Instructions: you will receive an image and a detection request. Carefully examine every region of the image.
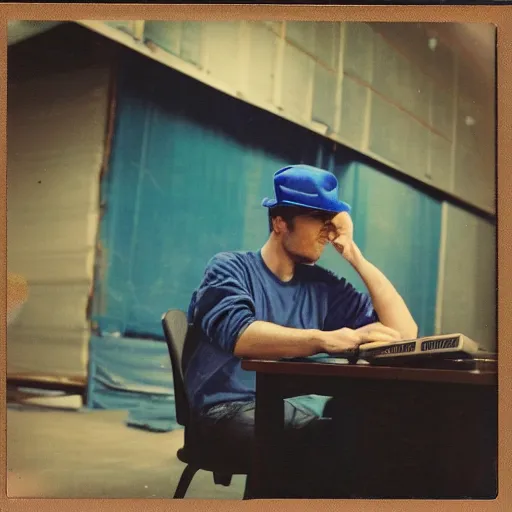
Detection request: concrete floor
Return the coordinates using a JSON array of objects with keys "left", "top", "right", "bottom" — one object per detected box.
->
[{"left": 7, "top": 404, "right": 247, "bottom": 499}]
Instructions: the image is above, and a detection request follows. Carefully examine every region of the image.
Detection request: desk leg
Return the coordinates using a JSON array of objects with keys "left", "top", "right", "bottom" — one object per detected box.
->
[{"left": 251, "top": 373, "right": 285, "bottom": 498}]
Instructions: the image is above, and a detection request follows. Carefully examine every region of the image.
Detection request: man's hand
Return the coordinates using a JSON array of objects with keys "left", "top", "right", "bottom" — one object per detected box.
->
[
  {"left": 328, "top": 212, "right": 362, "bottom": 266},
  {"left": 319, "top": 323, "right": 402, "bottom": 354},
  {"left": 356, "top": 322, "right": 403, "bottom": 342}
]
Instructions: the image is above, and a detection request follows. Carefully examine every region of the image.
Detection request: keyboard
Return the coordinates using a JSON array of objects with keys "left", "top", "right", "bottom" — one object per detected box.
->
[{"left": 358, "top": 333, "right": 482, "bottom": 361}]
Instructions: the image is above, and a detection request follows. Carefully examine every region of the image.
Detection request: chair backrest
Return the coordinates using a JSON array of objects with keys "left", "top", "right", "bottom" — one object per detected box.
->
[{"left": 161, "top": 309, "right": 195, "bottom": 427}]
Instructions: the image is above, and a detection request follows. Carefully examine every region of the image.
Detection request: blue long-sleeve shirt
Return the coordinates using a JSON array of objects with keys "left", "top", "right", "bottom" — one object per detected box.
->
[{"left": 184, "top": 250, "right": 378, "bottom": 415}]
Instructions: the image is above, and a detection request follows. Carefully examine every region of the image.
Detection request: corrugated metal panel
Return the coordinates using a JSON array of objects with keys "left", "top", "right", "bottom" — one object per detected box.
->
[
  {"left": 7, "top": 58, "right": 111, "bottom": 378},
  {"left": 439, "top": 204, "right": 496, "bottom": 350}
]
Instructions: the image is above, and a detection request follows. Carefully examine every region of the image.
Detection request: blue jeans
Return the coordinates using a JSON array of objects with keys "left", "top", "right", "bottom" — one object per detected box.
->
[{"left": 197, "top": 399, "right": 348, "bottom": 498}]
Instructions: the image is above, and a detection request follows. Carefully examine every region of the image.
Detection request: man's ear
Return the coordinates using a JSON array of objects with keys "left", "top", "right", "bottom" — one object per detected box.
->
[{"left": 272, "top": 216, "right": 287, "bottom": 235}]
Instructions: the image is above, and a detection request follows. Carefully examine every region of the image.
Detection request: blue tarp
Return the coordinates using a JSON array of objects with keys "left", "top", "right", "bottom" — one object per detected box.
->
[
  {"left": 87, "top": 334, "right": 180, "bottom": 432},
  {"left": 92, "top": 51, "right": 441, "bottom": 342},
  {"left": 86, "top": 50, "right": 442, "bottom": 432}
]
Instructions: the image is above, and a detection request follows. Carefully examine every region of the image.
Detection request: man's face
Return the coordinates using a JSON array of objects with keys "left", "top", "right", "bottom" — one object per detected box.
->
[{"left": 280, "top": 210, "right": 337, "bottom": 264}]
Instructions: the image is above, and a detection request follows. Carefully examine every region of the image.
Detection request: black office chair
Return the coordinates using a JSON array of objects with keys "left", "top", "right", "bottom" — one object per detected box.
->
[{"left": 161, "top": 309, "right": 251, "bottom": 499}]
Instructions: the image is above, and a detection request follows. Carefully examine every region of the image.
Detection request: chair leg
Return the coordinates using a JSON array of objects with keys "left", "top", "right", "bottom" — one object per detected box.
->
[
  {"left": 242, "top": 474, "right": 253, "bottom": 500},
  {"left": 213, "top": 472, "right": 232, "bottom": 486},
  {"left": 174, "top": 464, "right": 199, "bottom": 499}
]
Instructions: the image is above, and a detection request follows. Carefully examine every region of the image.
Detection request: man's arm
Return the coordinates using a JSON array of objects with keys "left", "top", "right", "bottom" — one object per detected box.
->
[
  {"left": 329, "top": 212, "right": 418, "bottom": 340},
  {"left": 233, "top": 320, "right": 403, "bottom": 360},
  {"left": 349, "top": 252, "right": 418, "bottom": 340},
  {"left": 195, "top": 253, "right": 408, "bottom": 361},
  {"left": 233, "top": 321, "right": 323, "bottom": 360}
]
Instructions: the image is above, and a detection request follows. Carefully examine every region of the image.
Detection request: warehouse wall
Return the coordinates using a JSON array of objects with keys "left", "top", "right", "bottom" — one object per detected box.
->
[
  {"left": 437, "top": 204, "right": 496, "bottom": 350},
  {"left": 80, "top": 20, "right": 495, "bottom": 215},
  {"left": 6, "top": 20, "right": 496, "bottom": 390},
  {"left": 91, "top": 51, "right": 442, "bottom": 342},
  {"left": 78, "top": 21, "right": 496, "bottom": 350},
  {"left": 7, "top": 25, "right": 113, "bottom": 378}
]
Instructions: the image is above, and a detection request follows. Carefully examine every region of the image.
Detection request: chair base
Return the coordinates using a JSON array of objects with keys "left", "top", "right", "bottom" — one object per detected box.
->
[
  {"left": 213, "top": 473, "right": 232, "bottom": 486},
  {"left": 174, "top": 464, "right": 199, "bottom": 499},
  {"left": 174, "top": 463, "right": 252, "bottom": 499}
]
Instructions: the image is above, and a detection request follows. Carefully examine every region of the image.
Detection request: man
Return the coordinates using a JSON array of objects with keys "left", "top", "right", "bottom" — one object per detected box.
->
[{"left": 183, "top": 164, "right": 418, "bottom": 497}]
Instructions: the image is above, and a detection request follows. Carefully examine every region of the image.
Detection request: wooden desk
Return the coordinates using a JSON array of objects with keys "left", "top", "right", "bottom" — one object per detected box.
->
[{"left": 242, "top": 358, "right": 497, "bottom": 499}]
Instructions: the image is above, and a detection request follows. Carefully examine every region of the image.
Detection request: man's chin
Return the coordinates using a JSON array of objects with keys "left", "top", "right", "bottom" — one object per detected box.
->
[{"left": 293, "top": 253, "right": 319, "bottom": 265}]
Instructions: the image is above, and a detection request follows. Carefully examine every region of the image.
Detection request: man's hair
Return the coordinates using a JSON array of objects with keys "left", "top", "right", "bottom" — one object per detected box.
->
[{"left": 268, "top": 205, "right": 311, "bottom": 233}]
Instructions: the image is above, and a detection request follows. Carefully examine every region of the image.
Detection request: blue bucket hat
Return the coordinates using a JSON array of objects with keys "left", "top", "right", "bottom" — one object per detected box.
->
[{"left": 261, "top": 165, "right": 351, "bottom": 214}]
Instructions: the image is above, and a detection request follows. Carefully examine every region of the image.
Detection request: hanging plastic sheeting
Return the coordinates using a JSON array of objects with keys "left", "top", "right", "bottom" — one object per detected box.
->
[{"left": 88, "top": 333, "right": 179, "bottom": 432}]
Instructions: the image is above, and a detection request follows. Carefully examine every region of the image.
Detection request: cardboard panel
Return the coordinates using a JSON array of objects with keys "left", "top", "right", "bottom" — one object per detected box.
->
[
  {"left": 338, "top": 75, "right": 367, "bottom": 150},
  {"left": 428, "top": 132, "right": 453, "bottom": 191},
  {"left": 431, "top": 85, "right": 454, "bottom": 139},
  {"left": 286, "top": 21, "right": 315, "bottom": 51},
  {"left": 404, "top": 117, "right": 429, "bottom": 181},
  {"left": 343, "top": 22, "right": 373, "bottom": 83},
  {"left": 204, "top": 22, "right": 241, "bottom": 86},
  {"left": 180, "top": 22, "right": 202, "bottom": 66},
  {"left": 312, "top": 64, "right": 337, "bottom": 129},
  {"left": 440, "top": 204, "right": 496, "bottom": 350},
  {"left": 144, "top": 21, "right": 181, "bottom": 56},
  {"left": 246, "top": 22, "right": 279, "bottom": 105},
  {"left": 368, "top": 93, "right": 407, "bottom": 168},
  {"left": 454, "top": 96, "right": 495, "bottom": 212},
  {"left": 313, "top": 21, "right": 340, "bottom": 69},
  {"left": 7, "top": 42, "right": 110, "bottom": 377},
  {"left": 281, "top": 42, "right": 313, "bottom": 120}
]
